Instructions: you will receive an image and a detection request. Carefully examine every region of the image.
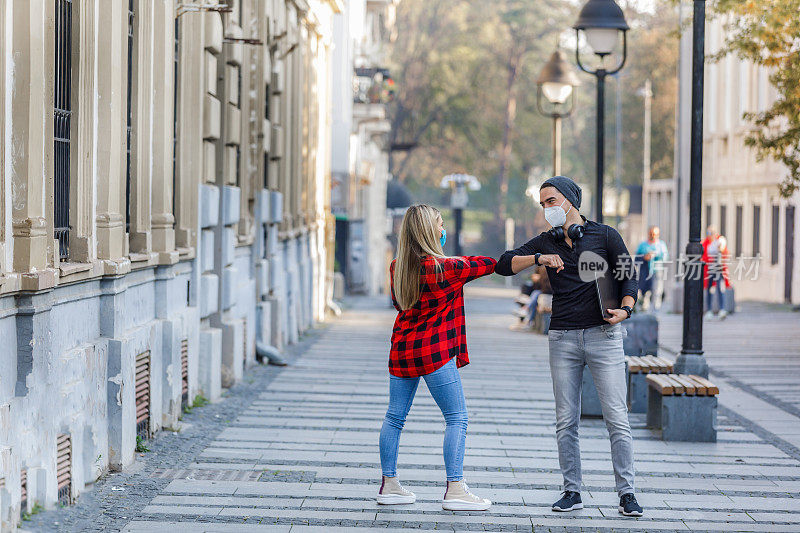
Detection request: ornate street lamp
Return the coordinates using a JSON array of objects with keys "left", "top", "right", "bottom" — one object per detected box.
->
[
  {"left": 440, "top": 174, "right": 481, "bottom": 256},
  {"left": 536, "top": 49, "right": 581, "bottom": 176},
  {"left": 573, "top": 0, "right": 629, "bottom": 223},
  {"left": 675, "top": 0, "right": 709, "bottom": 377}
]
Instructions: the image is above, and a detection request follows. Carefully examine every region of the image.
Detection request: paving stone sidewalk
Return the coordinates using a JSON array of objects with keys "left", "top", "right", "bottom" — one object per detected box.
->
[
  {"left": 658, "top": 302, "right": 800, "bottom": 454},
  {"left": 25, "top": 287, "right": 800, "bottom": 532}
]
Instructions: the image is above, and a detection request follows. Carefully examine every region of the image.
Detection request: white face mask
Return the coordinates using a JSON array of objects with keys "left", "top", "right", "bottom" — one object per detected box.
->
[{"left": 544, "top": 199, "right": 572, "bottom": 228}]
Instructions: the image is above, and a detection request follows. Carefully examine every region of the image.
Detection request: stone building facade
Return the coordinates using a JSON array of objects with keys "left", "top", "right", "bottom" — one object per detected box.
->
[
  {"left": 330, "top": 0, "right": 398, "bottom": 295},
  {"left": 643, "top": 7, "right": 800, "bottom": 305},
  {"left": 0, "top": 0, "right": 340, "bottom": 529}
]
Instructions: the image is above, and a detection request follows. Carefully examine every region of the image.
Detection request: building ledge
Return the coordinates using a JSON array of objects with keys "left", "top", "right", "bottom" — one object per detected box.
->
[
  {"left": 59, "top": 261, "right": 93, "bottom": 277},
  {"left": 19, "top": 269, "right": 58, "bottom": 292},
  {"left": 177, "top": 246, "right": 196, "bottom": 260}
]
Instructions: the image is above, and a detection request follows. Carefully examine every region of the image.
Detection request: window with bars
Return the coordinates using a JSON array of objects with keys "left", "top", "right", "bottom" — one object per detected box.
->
[
  {"left": 19, "top": 469, "right": 27, "bottom": 519},
  {"left": 54, "top": 0, "right": 73, "bottom": 261},
  {"left": 126, "top": 0, "right": 134, "bottom": 232},
  {"left": 135, "top": 350, "right": 151, "bottom": 439},
  {"left": 180, "top": 339, "right": 189, "bottom": 409},
  {"left": 56, "top": 433, "right": 72, "bottom": 504},
  {"left": 719, "top": 205, "right": 727, "bottom": 239}
]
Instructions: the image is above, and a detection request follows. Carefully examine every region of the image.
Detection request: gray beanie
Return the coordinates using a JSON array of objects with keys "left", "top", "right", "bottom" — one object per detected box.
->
[{"left": 540, "top": 175, "right": 582, "bottom": 209}]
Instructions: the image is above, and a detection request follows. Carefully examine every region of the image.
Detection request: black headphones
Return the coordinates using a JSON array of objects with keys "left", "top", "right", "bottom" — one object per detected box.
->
[{"left": 548, "top": 223, "right": 585, "bottom": 242}]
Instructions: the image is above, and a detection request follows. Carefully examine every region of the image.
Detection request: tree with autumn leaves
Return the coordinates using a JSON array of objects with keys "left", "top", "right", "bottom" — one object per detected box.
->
[{"left": 712, "top": 0, "right": 800, "bottom": 197}]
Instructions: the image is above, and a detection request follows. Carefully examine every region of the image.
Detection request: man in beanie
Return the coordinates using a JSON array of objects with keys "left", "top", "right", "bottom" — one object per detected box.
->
[{"left": 495, "top": 176, "right": 643, "bottom": 517}]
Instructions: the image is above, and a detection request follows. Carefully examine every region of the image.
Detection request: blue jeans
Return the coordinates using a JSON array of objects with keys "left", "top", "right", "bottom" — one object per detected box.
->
[
  {"left": 705, "top": 272, "right": 726, "bottom": 312},
  {"left": 379, "top": 359, "right": 468, "bottom": 481},
  {"left": 548, "top": 324, "right": 635, "bottom": 497}
]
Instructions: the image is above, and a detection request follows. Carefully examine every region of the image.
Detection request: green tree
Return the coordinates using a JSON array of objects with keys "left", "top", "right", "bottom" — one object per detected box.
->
[
  {"left": 387, "top": 0, "right": 679, "bottom": 251},
  {"left": 711, "top": 0, "right": 800, "bottom": 197}
]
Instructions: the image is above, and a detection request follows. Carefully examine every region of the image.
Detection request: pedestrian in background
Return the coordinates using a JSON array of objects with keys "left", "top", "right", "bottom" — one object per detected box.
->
[
  {"left": 635, "top": 226, "right": 669, "bottom": 311},
  {"left": 523, "top": 265, "right": 553, "bottom": 328},
  {"left": 702, "top": 226, "right": 731, "bottom": 319},
  {"left": 378, "top": 204, "right": 496, "bottom": 511}
]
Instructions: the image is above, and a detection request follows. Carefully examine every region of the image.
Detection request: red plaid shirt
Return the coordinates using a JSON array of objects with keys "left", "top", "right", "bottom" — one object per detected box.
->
[{"left": 389, "top": 255, "right": 497, "bottom": 377}]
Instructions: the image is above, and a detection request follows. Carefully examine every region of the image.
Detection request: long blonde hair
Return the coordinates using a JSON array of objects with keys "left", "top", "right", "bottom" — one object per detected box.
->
[{"left": 394, "top": 204, "right": 447, "bottom": 310}]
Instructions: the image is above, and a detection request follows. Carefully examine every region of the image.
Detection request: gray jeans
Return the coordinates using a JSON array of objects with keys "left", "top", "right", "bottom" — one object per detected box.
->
[{"left": 548, "top": 323, "right": 635, "bottom": 496}]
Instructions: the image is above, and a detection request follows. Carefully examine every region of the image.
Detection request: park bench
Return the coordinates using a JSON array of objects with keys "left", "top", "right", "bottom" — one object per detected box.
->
[
  {"left": 646, "top": 373, "right": 719, "bottom": 442},
  {"left": 625, "top": 355, "right": 674, "bottom": 413}
]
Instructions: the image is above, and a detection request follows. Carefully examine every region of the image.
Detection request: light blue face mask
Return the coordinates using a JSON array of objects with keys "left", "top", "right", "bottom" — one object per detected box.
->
[{"left": 440, "top": 228, "right": 447, "bottom": 248}]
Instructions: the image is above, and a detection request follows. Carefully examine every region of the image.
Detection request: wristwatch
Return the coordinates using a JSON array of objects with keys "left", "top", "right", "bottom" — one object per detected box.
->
[
  {"left": 621, "top": 305, "right": 633, "bottom": 319},
  {"left": 534, "top": 253, "right": 542, "bottom": 266}
]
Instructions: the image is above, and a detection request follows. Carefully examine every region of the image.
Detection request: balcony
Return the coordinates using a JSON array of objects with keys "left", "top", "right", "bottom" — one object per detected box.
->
[{"left": 353, "top": 67, "right": 395, "bottom": 105}]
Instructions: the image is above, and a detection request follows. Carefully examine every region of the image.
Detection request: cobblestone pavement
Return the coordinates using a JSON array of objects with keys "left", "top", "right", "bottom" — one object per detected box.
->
[
  {"left": 24, "top": 287, "right": 800, "bottom": 532},
  {"left": 658, "top": 302, "right": 800, "bottom": 454}
]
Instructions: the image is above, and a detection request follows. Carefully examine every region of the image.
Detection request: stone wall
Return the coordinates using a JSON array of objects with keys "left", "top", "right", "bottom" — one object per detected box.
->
[{"left": 0, "top": 0, "right": 340, "bottom": 530}]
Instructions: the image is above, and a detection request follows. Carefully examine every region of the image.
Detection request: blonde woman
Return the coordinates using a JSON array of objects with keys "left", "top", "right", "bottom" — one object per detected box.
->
[{"left": 378, "top": 204, "right": 496, "bottom": 511}]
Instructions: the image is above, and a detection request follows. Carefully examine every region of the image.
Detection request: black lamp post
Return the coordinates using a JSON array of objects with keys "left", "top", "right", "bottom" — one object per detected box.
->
[
  {"left": 536, "top": 49, "right": 581, "bottom": 176},
  {"left": 674, "top": 0, "right": 708, "bottom": 377},
  {"left": 440, "top": 174, "right": 481, "bottom": 256},
  {"left": 573, "top": 0, "right": 629, "bottom": 223}
]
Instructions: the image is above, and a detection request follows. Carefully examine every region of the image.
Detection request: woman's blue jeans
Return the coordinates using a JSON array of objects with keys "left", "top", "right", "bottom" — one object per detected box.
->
[{"left": 379, "top": 358, "right": 468, "bottom": 481}]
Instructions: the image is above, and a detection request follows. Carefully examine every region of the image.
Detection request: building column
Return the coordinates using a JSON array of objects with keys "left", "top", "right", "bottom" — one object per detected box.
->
[
  {"left": 150, "top": 0, "right": 178, "bottom": 265},
  {"left": 95, "top": 0, "right": 129, "bottom": 273},
  {"left": 69, "top": 0, "right": 98, "bottom": 264},
  {"left": 129, "top": 0, "right": 154, "bottom": 255},
  {"left": 10, "top": 0, "right": 57, "bottom": 290},
  {"left": 173, "top": 13, "right": 200, "bottom": 253},
  {"left": 0, "top": 0, "right": 8, "bottom": 285}
]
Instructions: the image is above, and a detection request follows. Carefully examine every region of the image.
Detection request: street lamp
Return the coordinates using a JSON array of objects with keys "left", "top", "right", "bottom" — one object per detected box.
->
[
  {"left": 440, "top": 174, "right": 481, "bottom": 256},
  {"left": 536, "top": 49, "right": 581, "bottom": 176},
  {"left": 674, "top": 0, "right": 708, "bottom": 378},
  {"left": 573, "top": 0, "right": 629, "bottom": 223}
]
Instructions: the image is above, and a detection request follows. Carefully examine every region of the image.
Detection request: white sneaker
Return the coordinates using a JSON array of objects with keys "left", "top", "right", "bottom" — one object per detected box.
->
[
  {"left": 718, "top": 310, "right": 728, "bottom": 320},
  {"left": 442, "top": 480, "right": 491, "bottom": 511},
  {"left": 703, "top": 310, "right": 715, "bottom": 320},
  {"left": 377, "top": 476, "right": 416, "bottom": 505}
]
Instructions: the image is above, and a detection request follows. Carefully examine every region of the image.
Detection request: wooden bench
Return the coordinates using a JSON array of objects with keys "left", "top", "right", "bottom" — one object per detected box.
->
[
  {"left": 646, "top": 373, "right": 719, "bottom": 442},
  {"left": 625, "top": 355, "right": 674, "bottom": 413}
]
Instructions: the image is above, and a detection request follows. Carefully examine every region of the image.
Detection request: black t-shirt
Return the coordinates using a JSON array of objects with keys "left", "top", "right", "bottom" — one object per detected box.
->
[{"left": 496, "top": 219, "right": 638, "bottom": 330}]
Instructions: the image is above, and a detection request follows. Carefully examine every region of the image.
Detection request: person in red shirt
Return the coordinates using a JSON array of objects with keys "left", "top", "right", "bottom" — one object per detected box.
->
[{"left": 378, "top": 204, "right": 496, "bottom": 511}]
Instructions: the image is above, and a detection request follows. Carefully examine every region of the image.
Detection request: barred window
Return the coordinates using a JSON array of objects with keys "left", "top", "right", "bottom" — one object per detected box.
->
[{"left": 54, "top": 0, "right": 73, "bottom": 260}]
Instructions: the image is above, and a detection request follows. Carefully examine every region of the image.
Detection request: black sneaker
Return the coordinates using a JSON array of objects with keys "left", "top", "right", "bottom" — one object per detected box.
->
[
  {"left": 552, "top": 491, "right": 583, "bottom": 512},
  {"left": 619, "top": 493, "right": 643, "bottom": 516}
]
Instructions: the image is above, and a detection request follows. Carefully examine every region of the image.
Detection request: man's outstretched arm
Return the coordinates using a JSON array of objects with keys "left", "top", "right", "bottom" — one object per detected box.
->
[{"left": 494, "top": 235, "right": 541, "bottom": 276}]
